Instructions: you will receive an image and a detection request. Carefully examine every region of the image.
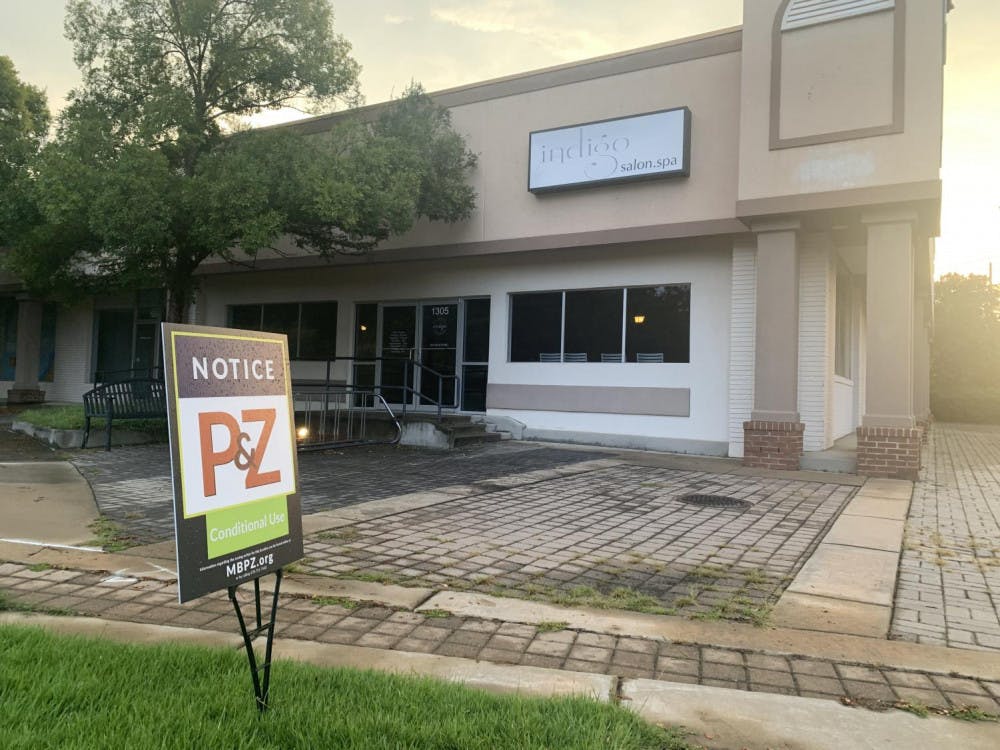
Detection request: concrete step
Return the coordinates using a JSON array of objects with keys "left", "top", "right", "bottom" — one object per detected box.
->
[
  {"left": 452, "top": 430, "right": 503, "bottom": 447},
  {"left": 799, "top": 449, "right": 857, "bottom": 474}
]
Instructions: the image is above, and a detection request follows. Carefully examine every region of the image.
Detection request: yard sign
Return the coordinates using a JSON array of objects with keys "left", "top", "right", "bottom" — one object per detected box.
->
[{"left": 162, "top": 323, "right": 303, "bottom": 603}]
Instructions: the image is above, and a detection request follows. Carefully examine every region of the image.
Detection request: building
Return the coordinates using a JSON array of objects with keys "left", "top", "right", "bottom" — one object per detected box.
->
[{"left": 1, "top": 0, "right": 947, "bottom": 480}]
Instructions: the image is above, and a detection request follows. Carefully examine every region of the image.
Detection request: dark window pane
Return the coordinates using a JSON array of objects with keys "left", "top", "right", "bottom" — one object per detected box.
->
[
  {"left": 229, "top": 305, "right": 261, "bottom": 331},
  {"left": 510, "top": 292, "right": 561, "bottom": 362},
  {"left": 261, "top": 303, "right": 299, "bottom": 353},
  {"left": 354, "top": 303, "right": 378, "bottom": 360},
  {"left": 625, "top": 284, "right": 690, "bottom": 363},
  {"left": 136, "top": 289, "right": 164, "bottom": 321},
  {"left": 422, "top": 304, "right": 457, "bottom": 351},
  {"left": 95, "top": 309, "right": 135, "bottom": 381},
  {"left": 564, "top": 289, "right": 623, "bottom": 363},
  {"left": 0, "top": 298, "right": 16, "bottom": 380},
  {"left": 299, "top": 302, "right": 338, "bottom": 360},
  {"left": 462, "top": 365, "right": 488, "bottom": 412},
  {"left": 463, "top": 298, "right": 491, "bottom": 363}
]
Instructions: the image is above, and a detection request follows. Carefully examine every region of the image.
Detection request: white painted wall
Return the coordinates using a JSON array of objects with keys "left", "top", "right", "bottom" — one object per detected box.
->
[
  {"left": 797, "top": 235, "right": 833, "bottom": 452},
  {"left": 832, "top": 376, "right": 855, "bottom": 439},
  {"left": 199, "top": 239, "right": 733, "bottom": 449},
  {"left": 727, "top": 241, "right": 757, "bottom": 457}
]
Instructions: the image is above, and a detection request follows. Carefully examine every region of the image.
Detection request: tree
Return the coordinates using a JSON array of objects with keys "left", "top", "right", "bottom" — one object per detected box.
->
[
  {"left": 0, "top": 56, "right": 50, "bottom": 247},
  {"left": 2, "top": 0, "right": 477, "bottom": 322},
  {"left": 931, "top": 273, "right": 1000, "bottom": 423}
]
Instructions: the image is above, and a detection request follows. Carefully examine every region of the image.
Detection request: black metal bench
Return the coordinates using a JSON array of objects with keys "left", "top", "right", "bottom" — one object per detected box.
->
[{"left": 82, "top": 378, "right": 167, "bottom": 451}]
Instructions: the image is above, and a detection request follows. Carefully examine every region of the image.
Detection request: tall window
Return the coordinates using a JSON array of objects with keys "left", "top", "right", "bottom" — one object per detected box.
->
[
  {"left": 509, "top": 284, "right": 690, "bottom": 363},
  {"left": 835, "top": 273, "right": 852, "bottom": 378},
  {"left": 228, "top": 301, "right": 337, "bottom": 360}
]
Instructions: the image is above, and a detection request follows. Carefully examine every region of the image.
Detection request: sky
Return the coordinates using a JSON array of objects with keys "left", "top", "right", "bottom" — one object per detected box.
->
[{"left": 1, "top": 1, "right": 997, "bottom": 279}]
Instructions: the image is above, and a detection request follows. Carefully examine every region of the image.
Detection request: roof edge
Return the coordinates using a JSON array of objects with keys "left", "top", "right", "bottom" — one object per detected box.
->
[{"left": 272, "top": 26, "right": 743, "bottom": 136}]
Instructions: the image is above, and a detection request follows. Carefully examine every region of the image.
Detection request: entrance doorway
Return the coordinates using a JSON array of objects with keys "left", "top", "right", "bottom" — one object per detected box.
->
[{"left": 356, "top": 298, "right": 490, "bottom": 412}]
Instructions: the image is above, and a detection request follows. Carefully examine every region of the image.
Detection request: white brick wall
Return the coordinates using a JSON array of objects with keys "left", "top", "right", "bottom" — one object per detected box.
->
[
  {"left": 797, "top": 236, "right": 833, "bottom": 452},
  {"left": 727, "top": 241, "right": 756, "bottom": 457}
]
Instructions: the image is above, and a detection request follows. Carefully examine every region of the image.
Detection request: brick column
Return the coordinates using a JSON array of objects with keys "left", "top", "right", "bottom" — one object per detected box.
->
[
  {"left": 743, "top": 419, "right": 804, "bottom": 471},
  {"left": 743, "top": 220, "right": 804, "bottom": 471},
  {"left": 857, "top": 210, "right": 922, "bottom": 479},
  {"left": 856, "top": 426, "right": 923, "bottom": 481}
]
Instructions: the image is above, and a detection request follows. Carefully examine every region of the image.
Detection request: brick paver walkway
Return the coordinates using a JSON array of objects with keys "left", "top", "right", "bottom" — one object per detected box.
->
[
  {"left": 302, "top": 463, "right": 855, "bottom": 620},
  {"left": 892, "top": 424, "right": 1000, "bottom": 651},
  {"left": 69, "top": 442, "right": 603, "bottom": 544},
  {"left": 2, "top": 561, "right": 999, "bottom": 717}
]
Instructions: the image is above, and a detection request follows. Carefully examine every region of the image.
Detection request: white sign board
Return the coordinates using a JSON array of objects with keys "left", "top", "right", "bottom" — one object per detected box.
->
[{"left": 528, "top": 107, "right": 691, "bottom": 193}]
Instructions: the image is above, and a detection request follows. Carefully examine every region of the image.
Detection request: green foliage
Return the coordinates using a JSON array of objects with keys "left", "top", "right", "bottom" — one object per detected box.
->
[
  {"left": 931, "top": 274, "right": 1000, "bottom": 423},
  {"left": 0, "top": 625, "right": 695, "bottom": 749},
  {"left": 1, "top": 1, "right": 477, "bottom": 321},
  {"left": 0, "top": 56, "right": 50, "bottom": 248}
]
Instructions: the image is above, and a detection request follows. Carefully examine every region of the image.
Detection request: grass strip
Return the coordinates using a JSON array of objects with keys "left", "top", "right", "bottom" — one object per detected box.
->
[
  {"left": 0, "top": 625, "right": 692, "bottom": 749},
  {"left": 15, "top": 404, "right": 166, "bottom": 434}
]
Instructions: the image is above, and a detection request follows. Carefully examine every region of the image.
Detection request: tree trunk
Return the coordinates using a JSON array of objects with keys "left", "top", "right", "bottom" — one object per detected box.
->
[{"left": 166, "top": 282, "right": 192, "bottom": 324}]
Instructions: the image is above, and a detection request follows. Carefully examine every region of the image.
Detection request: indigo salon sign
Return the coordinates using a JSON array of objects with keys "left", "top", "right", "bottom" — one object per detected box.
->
[{"left": 528, "top": 107, "right": 691, "bottom": 193}]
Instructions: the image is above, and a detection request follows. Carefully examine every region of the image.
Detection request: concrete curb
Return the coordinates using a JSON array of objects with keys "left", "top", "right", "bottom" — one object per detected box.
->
[
  {"left": 417, "top": 590, "right": 1000, "bottom": 681},
  {"left": 623, "top": 679, "right": 1000, "bottom": 750}
]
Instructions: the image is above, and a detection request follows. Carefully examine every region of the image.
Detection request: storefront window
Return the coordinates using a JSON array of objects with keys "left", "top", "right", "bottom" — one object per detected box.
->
[
  {"left": 229, "top": 301, "right": 338, "bottom": 360},
  {"left": 625, "top": 284, "right": 690, "bottom": 363},
  {"left": 565, "top": 289, "right": 624, "bottom": 362},
  {"left": 510, "top": 285, "right": 690, "bottom": 363},
  {"left": 510, "top": 292, "right": 561, "bottom": 362}
]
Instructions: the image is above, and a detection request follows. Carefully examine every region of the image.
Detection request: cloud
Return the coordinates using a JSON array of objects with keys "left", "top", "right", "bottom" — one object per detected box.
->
[
  {"left": 430, "top": 1, "right": 619, "bottom": 61},
  {"left": 384, "top": 14, "right": 412, "bottom": 25}
]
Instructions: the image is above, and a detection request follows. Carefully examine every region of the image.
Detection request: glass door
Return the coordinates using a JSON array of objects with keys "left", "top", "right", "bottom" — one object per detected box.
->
[
  {"left": 419, "top": 303, "right": 458, "bottom": 406},
  {"left": 380, "top": 305, "right": 416, "bottom": 404}
]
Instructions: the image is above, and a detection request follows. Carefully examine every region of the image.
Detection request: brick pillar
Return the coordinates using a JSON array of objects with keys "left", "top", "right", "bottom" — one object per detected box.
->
[
  {"left": 856, "top": 426, "right": 924, "bottom": 481},
  {"left": 742, "top": 220, "right": 804, "bottom": 471},
  {"left": 858, "top": 210, "right": 921, "bottom": 480},
  {"left": 743, "top": 420, "right": 804, "bottom": 471}
]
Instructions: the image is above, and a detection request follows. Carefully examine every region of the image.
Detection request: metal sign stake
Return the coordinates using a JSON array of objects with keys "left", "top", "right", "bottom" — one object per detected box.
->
[{"left": 228, "top": 568, "right": 283, "bottom": 713}]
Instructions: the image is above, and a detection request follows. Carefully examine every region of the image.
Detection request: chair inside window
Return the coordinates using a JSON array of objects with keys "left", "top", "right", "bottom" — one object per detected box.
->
[
  {"left": 636, "top": 352, "right": 664, "bottom": 363},
  {"left": 600, "top": 353, "right": 623, "bottom": 363},
  {"left": 563, "top": 352, "right": 587, "bottom": 362},
  {"left": 539, "top": 353, "right": 561, "bottom": 362}
]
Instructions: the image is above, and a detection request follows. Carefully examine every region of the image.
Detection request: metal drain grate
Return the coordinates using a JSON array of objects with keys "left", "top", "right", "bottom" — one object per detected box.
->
[{"left": 677, "top": 493, "right": 752, "bottom": 509}]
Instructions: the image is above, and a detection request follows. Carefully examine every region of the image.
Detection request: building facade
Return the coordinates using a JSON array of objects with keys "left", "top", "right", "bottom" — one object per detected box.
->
[{"left": 1, "top": 0, "right": 946, "bottom": 479}]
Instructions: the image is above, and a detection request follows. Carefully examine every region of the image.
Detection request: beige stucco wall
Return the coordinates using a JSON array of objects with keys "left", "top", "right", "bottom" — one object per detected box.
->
[
  {"left": 379, "top": 50, "right": 743, "bottom": 251},
  {"left": 738, "top": 0, "right": 944, "bottom": 203},
  {"left": 778, "top": 11, "right": 895, "bottom": 142}
]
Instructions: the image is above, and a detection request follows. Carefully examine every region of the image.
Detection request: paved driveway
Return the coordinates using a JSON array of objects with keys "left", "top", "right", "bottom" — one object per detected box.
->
[
  {"left": 70, "top": 442, "right": 606, "bottom": 543},
  {"left": 892, "top": 423, "right": 1000, "bottom": 650},
  {"left": 301, "top": 458, "right": 856, "bottom": 621},
  {"left": 70, "top": 440, "right": 857, "bottom": 623}
]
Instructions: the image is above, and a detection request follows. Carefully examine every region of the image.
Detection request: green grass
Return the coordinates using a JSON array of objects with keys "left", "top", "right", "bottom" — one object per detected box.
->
[
  {"left": 16, "top": 404, "right": 167, "bottom": 434},
  {"left": 0, "top": 625, "right": 692, "bottom": 749},
  {"left": 85, "top": 516, "right": 139, "bottom": 552},
  {"left": 311, "top": 596, "right": 359, "bottom": 610},
  {"left": 536, "top": 621, "right": 569, "bottom": 633}
]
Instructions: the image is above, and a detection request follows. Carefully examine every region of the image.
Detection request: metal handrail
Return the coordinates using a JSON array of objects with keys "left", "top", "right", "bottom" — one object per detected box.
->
[
  {"left": 292, "top": 384, "right": 401, "bottom": 452},
  {"left": 318, "top": 355, "right": 461, "bottom": 419}
]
